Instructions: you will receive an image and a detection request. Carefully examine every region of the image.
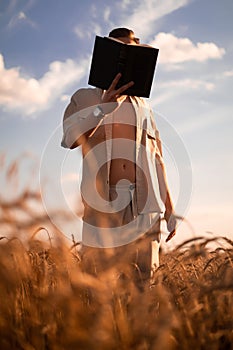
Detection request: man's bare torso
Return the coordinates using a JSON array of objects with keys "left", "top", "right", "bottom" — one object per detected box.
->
[{"left": 109, "top": 97, "right": 136, "bottom": 185}]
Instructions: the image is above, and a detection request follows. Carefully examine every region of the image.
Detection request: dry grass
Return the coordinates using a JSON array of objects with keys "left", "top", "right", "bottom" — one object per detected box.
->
[
  {"left": 0, "top": 157, "right": 232, "bottom": 349},
  {"left": 0, "top": 230, "right": 232, "bottom": 349}
]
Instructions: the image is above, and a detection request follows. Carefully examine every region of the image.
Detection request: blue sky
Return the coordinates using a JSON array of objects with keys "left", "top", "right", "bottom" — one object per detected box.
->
[{"left": 0, "top": 0, "right": 233, "bottom": 245}]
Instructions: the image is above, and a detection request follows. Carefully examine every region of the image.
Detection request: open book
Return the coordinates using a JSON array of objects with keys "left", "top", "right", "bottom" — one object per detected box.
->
[{"left": 88, "top": 36, "right": 159, "bottom": 98}]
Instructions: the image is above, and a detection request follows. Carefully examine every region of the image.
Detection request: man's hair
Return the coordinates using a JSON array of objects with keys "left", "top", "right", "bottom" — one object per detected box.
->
[{"left": 108, "top": 27, "right": 134, "bottom": 38}]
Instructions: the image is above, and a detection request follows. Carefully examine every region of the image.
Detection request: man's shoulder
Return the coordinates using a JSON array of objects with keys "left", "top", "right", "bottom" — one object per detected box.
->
[{"left": 72, "top": 87, "right": 102, "bottom": 106}]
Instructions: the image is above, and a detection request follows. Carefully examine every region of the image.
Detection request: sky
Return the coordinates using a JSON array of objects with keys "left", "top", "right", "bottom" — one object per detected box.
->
[{"left": 0, "top": 0, "right": 233, "bottom": 246}]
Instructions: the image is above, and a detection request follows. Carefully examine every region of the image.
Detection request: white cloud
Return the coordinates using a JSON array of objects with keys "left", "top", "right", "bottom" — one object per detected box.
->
[
  {"left": 159, "top": 78, "right": 215, "bottom": 91},
  {"left": 18, "top": 11, "right": 26, "bottom": 20},
  {"left": 151, "top": 32, "right": 225, "bottom": 64},
  {"left": 117, "top": 0, "right": 133, "bottom": 10},
  {"left": 90, "top": 4, "right": 97, "bottom": 18},
  {"left": 73, "top": 27, "right": 85, "bottom": 39},
  {"left": 8, "top": 10, "right": 37, "bottom": 29},
  {"left": 74, "top": 22, "right": 102, "bottom": 40},
  {"left": 60, "top": 94, "right": 70, "bottom": 103},
  {"left": 0, "top": 54, "right": 90, "bottom": 116},
  {"left": 74, "top": 0, "right": 190, "bottom": 41},
  {"left": 224, "top": 70, "right": 233, "bottom": 77},
  {"left": 175, "top": 110, "right": 229, "bottom": 135},
  {"left": 103, "top": 6, "right": 111, "bottom": 22},
  {"left": 119, "top": 0, "right": 190, "bottom": 39},
  {"left": 74, "top": 3, "right": 105, "bottom": 40},
  {"left": 150, "top": 78, "right": 215, "bottom": 110}
]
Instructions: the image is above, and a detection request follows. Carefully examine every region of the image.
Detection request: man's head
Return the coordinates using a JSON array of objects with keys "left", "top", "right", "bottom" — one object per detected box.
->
[{"left": 108, "top": 27, "right": 140, "bottom": 45}]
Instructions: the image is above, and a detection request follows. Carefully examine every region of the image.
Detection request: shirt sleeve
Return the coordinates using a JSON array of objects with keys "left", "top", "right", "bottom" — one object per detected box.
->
[{"left": 61, "top": 89, "right": 103, "bottom": 149}]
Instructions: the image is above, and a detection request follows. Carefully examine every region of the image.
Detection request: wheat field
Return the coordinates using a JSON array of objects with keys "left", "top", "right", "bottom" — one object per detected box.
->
[
  {"left": 0, "top": 231, "right": 232, "bottom": 350},
  {"left": 0, "top": 159, "right": 232, "bottom": 349}
]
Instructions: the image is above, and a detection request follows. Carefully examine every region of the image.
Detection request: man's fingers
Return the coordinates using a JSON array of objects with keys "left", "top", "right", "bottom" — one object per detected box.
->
[
  {"left": 165, "top": 230, "right": 176, "bottom": 243},
  {"left": 107, "top": 73, "right": 122, "bottom": 91},
  {"left": 115, "top": 80, "right": 134, "bottom": 95},
  {"left": 107, "top": 73, "right": 134, "bottom": 94},
  {"left": 103, "top": 73, "right": 134, "bottom": 103}
]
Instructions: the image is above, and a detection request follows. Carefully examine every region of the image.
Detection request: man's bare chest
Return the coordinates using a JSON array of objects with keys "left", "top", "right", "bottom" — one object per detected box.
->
[{"left": 112, "top": 98, "right": 136, "bottom": 141}]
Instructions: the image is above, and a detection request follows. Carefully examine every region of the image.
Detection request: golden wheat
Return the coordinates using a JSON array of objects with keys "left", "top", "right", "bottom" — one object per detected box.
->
[{"left": 0, "top": 157, "right": 232, "bottom": 349}]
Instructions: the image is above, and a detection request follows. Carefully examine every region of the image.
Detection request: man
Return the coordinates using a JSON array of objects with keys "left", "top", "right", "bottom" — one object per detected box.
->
[{"left": 61, "top": 28, "right": 176, "bottom": 283}]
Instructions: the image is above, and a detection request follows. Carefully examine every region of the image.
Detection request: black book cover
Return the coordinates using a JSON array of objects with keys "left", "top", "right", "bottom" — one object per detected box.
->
[{"left": 88, "top": 36, "right": 159, "bottom": 98}]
